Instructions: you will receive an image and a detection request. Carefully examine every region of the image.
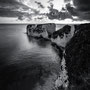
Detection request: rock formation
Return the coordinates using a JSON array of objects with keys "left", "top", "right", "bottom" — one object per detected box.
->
[
  {"left": 65, "top": 23, "right": 90, "bottom": 90},
  {"left": 26, "top": 23, "right": 90, "bottom": 90},
  {"left": 26, "top": 24, "right": 36, "bottom": 36},
  {"left": 51, "top": 25, "right": 74, "bottom": 47},
  {"left": 26, "top": 23, "right": 56, "bottom": 38}
]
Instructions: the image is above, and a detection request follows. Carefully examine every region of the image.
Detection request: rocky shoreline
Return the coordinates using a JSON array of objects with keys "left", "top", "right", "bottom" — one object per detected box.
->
[{"left": 26, "top": 23, "right": 90, "bottom": 90}]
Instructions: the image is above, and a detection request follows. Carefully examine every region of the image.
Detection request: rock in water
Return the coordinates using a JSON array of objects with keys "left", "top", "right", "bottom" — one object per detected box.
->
[
  {"left": 26, "top": 24, "right": 36, "bottom": 35},
  {"left": 26, "top": 23, "right": 56, "bottom": 38},
  {"left": 65, "top": 23, "right": 90, "bottom": 90}
]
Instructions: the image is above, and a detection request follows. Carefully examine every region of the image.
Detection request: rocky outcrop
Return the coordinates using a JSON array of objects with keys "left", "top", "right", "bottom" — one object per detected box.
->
[
  {"left": 52, "top": 25, "right": 71, "bottom": 38},
  {"left": 26, "top": 23, "right": 56, "bottom": 38},
  {"left": 51, "top": 25, "right": 74, "bottom": 47},
  {"left": 26, "top": 24, "right": 36, "bottom": 36},
  {"left": 26, "top": 23, "right": 90, "bottom": 90},
  {"left": 50, "top": 25, "right": 73, "bottom": 90},
  {"left": 65, "top": 23, "right": 90, "bottom": 90},
  {"left": 50, "top": 24, "right": 90, "bottom": 90},
  {"left": 42, "top": 23, "right": 56, "bottom": 35}
]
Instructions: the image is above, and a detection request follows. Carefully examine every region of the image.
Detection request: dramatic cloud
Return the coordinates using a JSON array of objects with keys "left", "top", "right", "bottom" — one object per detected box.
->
[
  {"left": 0, "top": 0, "right": 29, "bottom": 10},
  {"left": 0, "top": 0, "right": 90, "bottom": 23},
  {"left": 0, "top": 0, "right": 39, "bottom": 20},
  {"left": 66, "top": 0, "right": 90, "bottom": 20},
  {"left": 47, "top": 0, "right": 54, "bottom": 3},
  {"left": 73, "top": 0, "right": 90, "bottom": 11},
  {"left": 35, "top": 1, "right": 45, "bottom": 8},
  {"left": 47, "top": 3, "right": 72, "bottom": 20}
]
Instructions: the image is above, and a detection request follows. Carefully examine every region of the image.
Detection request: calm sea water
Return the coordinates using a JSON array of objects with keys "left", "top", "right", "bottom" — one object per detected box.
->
[{"left": 0, "top": 24, "right": 61, "bottom": 90}]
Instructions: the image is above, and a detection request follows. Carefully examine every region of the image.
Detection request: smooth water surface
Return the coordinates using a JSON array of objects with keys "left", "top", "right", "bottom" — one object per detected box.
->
[{"left": 0, "top": 24, "right": 61, "bottom": 90}]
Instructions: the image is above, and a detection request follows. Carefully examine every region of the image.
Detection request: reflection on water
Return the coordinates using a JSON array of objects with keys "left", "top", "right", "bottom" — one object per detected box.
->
[{"left": 0, "top": 24, "right": 61, "bottom": 90}]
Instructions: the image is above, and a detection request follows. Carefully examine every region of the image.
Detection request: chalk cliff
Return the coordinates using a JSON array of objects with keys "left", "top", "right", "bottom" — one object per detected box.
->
[{"left": 26, "top": 23, "right": 56, "bottom": 38}]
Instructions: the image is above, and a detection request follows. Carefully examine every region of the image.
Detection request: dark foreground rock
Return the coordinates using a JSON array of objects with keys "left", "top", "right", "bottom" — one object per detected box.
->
[{"left": 65, "top": 23, "right": 90, "bottom": 90}]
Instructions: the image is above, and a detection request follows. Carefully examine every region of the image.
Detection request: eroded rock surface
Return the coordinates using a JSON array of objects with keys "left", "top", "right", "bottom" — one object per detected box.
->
[
  {"left": 65, "top": 23, "right": 90, "bottom": 90},
  {"left": 27, "top": 23, "right": 56, "bottom": 38}
]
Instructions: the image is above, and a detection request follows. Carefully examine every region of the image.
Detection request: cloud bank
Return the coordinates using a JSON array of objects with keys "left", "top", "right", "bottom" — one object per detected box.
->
[{"left": 0, "top": 0, "right": 90, "bottom": 23}]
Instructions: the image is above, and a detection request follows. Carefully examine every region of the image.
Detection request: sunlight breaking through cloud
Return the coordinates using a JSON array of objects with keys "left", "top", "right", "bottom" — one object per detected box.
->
[{"left": 0, "top": 0, "right": 90, "bottom": 23}]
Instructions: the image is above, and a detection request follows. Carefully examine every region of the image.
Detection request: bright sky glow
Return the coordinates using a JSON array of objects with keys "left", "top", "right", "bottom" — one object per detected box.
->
[
  {"left": 19, "top": 0, "right": 65, "bottom": 13},
  {"left": 0, "top": 17, "right": 90, "bottom": 24}
]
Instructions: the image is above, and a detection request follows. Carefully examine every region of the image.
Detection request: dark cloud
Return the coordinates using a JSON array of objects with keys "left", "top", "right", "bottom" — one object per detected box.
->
[
  {"left": 0, "top": 0, "right": 90, "bottom": 21},
  {"left": 0, "top": 0, "right": 29, "bottom": 10},
  {"left": 66, "top": 0, "right": 90, "bottom": 20},
  {"left": 35, "top": 1, "right": 45, "bottom": 8},
  {"left": 47, "top": 10, "right": 72, "bottom": 20},
  {"left": 0, "top": 7, "right": 31, "bottom": 20},
  {"left": 46, "top": 0, "right": 90, "bottom": 21},
  {"left": 47, "top": 0, "right": 54, "bottom": 3},
  {"left": 0, "top": 0, "right": 19, "bottom": 4},
  {"left": 73, "top": 0, "right": 90, "bottom": 11},
  {"left": 0, "top": 0, "right": 39, "bottom": 20},
  {"left": 66, "top": 3, "right": 78, "bottom": 16},
  {"left": 64, "top": 0, "right": 70, "bottom": 3},
  {"left": 47, "top": 4, "right": 72, "bottom": 20},
  {"left": 0, "top": 8, "right": 22, "bottom": 17}
]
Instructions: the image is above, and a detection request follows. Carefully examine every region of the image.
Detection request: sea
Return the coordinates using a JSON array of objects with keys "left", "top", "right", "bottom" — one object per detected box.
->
[{"left": 0, "top": 24, "right": 62, "bottom": 90}]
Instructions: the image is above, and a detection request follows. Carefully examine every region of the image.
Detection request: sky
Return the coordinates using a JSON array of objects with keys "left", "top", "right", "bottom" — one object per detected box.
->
[{"left": 0, "top": 0, "right": 90, "bottom": 24}]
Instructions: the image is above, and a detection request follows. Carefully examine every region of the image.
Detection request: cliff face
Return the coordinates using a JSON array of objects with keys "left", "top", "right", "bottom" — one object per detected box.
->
[
  {"left": 26, "top": 23, "right": 56, "bottom": 38},
  {"left": 26, "top": 23, "right": 90, "bottom": 90},
  {"left": 42, "top": 23, "right": 56, "bottom": 34},
  {"left": 51, "top": 25, "right": 75, "bottom": 47},
  {"left": 65, "top": 23, "right": 90, "bottom": 90}
]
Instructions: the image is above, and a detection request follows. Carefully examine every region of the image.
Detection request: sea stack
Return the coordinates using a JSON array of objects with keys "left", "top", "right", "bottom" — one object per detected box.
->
[{"left": 26, "top": 23, "right": 56, "bottom": 38}]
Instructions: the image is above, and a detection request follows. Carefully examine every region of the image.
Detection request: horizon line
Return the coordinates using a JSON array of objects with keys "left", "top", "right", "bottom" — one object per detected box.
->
[{"left": 0, "top": 22, "right": 90, "bottom": 25}]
